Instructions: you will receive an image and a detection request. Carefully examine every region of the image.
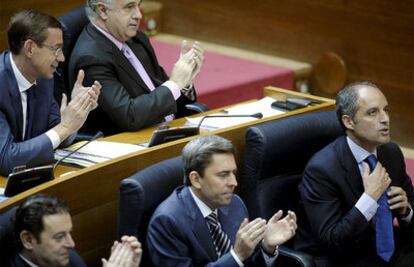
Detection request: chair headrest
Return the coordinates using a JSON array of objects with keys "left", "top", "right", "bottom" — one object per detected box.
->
[{"left": 245, "top": 111, "right": 343, "bottom": 178}]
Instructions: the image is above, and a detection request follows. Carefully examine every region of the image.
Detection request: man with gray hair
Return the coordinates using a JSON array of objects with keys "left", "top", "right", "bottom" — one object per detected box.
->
[
  {"left": 147, "top": 135, "right": 297, "bottom": 266},
  {"left": 299, "top": 81, "right": 414, "bottom": 266},
  {"left": 69, "top": 0, "right": 204, "bottom": 136}
]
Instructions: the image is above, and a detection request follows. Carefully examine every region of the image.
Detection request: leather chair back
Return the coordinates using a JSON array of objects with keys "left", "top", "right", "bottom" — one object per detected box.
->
[
  {"left": 118, "top": 156, "right": 184, "bottom": 267},
  {"left": 54, "top": 6, "right": 89, "bottom": 104},
  {"left": 241, "top": 110, "right": 343, "bottom": 266}
]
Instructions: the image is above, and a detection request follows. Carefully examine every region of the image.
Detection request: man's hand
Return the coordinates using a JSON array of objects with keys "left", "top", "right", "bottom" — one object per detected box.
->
[
  {"left": 388, "top": 186, "right": 410, "bottom": 216},
  {"left": 102, "top": 236, "right": 142, "bottom": 267},
  {"left": 362, "top": 162, "right": 391, "bottom": 201},
  {"left": 71, "top": 69, "right": 101, "bottom": 111},
  {"left": 182, "top": 41, "right": 204, "bottom": 82},
  {"left": 170, "top": 41, "right": 204, "bottom": 89},
  {"left": 233, "top": 218, "right": 267, "bottom": 262},
  {"left": 53, "top": 90, "right": 92, "bottom": 141},
  {"left": 53, "top": 70, "right": 101, "bottom": 141},
  {"left": 262, "top": 210, "right": 297, "bottom": 254},
  {"left": 170, "top": 50, "right": 196, "bottom": 89}
]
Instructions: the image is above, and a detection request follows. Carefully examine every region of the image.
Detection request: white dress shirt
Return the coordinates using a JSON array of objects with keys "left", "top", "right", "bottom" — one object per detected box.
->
[
  {"left": 9, "top": 53, "right": 60, "bottom": 148},
  {"left": 347, "top": 137, "right": 413, "bottom": 222}
]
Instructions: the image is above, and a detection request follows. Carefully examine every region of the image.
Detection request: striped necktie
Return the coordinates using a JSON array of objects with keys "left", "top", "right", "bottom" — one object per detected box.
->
[
  {"left": 365, "top": 154, "right": 395, "bottom": 262},
  {"left": 206, "top": 212, "right": 232, "bottom": 257}
]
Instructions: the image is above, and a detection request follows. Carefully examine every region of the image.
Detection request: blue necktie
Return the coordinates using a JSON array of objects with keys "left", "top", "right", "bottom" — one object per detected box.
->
[
  {"left": 365, "top": 154, "right": 395, "bottom": 262},
  {"left": 25, "top": 85, "right": 36, "bottom": 140}
]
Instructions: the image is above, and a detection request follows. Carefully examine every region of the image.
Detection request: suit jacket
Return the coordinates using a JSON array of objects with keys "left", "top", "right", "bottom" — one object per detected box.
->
[
  {"left": 147, "top": 186, "right": 268, "bottom": 267},
  {"left": 68, "top": 23, "right": 195, "bottom": 136},
  {"left": 299, "top": 136, "right": 414, "bottom": 266},
  {"left": 0, "top": 51, "right": 59, "bottom": 176},
  {"left": 9, "top": 250, "right": 86, "bottom": 267}
]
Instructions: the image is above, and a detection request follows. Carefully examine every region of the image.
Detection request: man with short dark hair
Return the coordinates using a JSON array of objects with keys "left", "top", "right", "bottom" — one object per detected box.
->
[
  {"left": 299, "top": 81, "right": 414, "bottom": 266},
  {"left": 11, "top": 194, "right": 142, "bottom": 267},
  {"left": 0, "top": 10, "right": 101, "bottom": 176},
  {"left": 147, "top": 135, "right": 297, "bottom": 266},
  {"left": 68, "top": 0, "right": 204, "bottom": 135}
]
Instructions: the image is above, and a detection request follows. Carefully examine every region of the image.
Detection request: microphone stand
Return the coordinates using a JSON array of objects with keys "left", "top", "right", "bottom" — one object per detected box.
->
[{"left": 53, "top": 131, "right": 104, "bottom": 177}]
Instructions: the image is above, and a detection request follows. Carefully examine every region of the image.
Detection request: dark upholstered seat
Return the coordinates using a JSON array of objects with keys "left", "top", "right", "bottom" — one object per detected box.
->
[{"left": 241, "top": 110, "right": 343, "bottom": 267}]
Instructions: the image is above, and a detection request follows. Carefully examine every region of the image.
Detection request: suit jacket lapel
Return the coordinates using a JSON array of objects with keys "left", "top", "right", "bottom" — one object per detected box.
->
[
  {"left": 128, "top": 38, "right": 164, "bottom": 86},
  {"left": 337, "top": 136, "right": 364, "bottom": 199},
  {"left": 180, "top": 187, "right": 218, "bottom": 260},
  {"left": 112, "top": 46, "right": 150, "bottom": 90},
  {"left": 88, "top": 24, "right": 152, "bottom": 93},
  {"left": 5, "top": 53, "right": 24, "bottom": 140}
]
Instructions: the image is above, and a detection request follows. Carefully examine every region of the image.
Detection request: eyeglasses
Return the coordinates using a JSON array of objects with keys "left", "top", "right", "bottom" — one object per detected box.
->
[{"left": 40, "top": 43, "right": 64, "bottom": 57}]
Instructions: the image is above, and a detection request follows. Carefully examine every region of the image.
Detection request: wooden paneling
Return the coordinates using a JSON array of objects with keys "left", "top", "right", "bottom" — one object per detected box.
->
[
  {"left": 155, "top": 0, "right": 414, "bottom": 147},
  {"left": 1, "top": 1, "right": 411, "bottom": 146},
  {"left": 0, "top": 0, "right": 84, "bottom": 50}
]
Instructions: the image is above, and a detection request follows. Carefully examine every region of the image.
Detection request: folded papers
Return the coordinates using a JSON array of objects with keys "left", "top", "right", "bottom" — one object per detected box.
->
[{"left": 55, "top": 141, "right": 145, "bottom": 168}]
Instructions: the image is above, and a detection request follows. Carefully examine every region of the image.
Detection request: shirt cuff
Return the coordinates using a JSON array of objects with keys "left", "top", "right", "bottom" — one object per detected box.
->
[
  {"left": 181, "top": 84, "right": 195, "bottom": 101},
  {"left": 401, "top": 204, "right": 413, "bottom": 223},
  {"left": 45, "top": 129, "right": 61, "bottom": 149},
  {"left": 230, "top": 249, "right": 244, "bottom": 267},
  {"left": 162, "top": 80, "right": 181, "bottom": 100},
  {"left": 261, "top": 245, "right": 278, "bottom": 266},
  {"left": 355, "top": 193, "right": 379, "bottom": 221}
]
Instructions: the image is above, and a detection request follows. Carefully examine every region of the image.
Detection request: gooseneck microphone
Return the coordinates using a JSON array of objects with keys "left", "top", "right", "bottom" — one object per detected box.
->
[
  {"left": 52, "top": 131, "right": 104, "bottom": 177},
  {"left": 196, "top": 112, "right": 263, "bottom": 129}
]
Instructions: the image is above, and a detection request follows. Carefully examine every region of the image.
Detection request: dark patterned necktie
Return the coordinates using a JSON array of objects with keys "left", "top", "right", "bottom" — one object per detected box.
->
[
  {"left": 25, "top": 85, "right": 36, "bottom": 140},
  {"left": 206, "top": 212, "right": 232, "bottom": 257},
  {"left": 365, "top": 154, "right": 395, "bottom": 262}
]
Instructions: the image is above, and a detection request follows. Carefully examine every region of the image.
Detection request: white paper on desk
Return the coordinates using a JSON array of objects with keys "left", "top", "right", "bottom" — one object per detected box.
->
[
  {"left": 185, "top": 97, "right": 286, "bottom": 130},
  {"left": 186, "top": 113, "right": 259, "bottom": 130},
  {"left": 55, "top": 141, "right": 145, "bottom": 168},
  {"left": 224, "top": 96, "right": 285, "bottom": 118}
]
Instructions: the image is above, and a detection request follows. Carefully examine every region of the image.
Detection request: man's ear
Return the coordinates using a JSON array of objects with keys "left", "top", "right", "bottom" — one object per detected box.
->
[
  {"left": 342, "top": 115, "right": 354, "bottom": 131},
  {"left": 20, "top": 230, "right": 36, "bottom": 250},
  {"left": 189, "top": 171, "right": 202, "bottom": 189},
  {"left": 22, "top": 39, "right": 36, "bottom": 58},
  {"left": 96, "top": 3, "right": 109, "bottom": 20}
]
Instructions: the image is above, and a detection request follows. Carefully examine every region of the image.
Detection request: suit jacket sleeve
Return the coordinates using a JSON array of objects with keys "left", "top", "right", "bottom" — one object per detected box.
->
[
  {"left": 148, "top": 213, "right": 241, "bottom": 267},
  {"left": 300, "top": 153, "right": 371, "bottom": 255},
  {"left": 0, "top": 84, "right": 58, "bottom": 176}
]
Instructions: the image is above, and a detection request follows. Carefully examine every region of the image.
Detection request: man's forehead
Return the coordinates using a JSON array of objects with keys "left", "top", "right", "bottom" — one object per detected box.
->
[
  {"left": 41, "top": 213, "right": 72, "bottom": 233},
  {"left": 114, "top": 0, "right": 142, "bottom": 6},
  {"left": 356, "top": 86, "right": 387, "bottom": 108},
  {"left": 44, "top": 27, "right": 63, "bottom": 43}
]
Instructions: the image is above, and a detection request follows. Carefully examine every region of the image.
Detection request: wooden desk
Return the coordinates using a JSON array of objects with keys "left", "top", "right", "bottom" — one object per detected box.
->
[{"left": 0, "top": 87, "right": 334, "bottom": 267}]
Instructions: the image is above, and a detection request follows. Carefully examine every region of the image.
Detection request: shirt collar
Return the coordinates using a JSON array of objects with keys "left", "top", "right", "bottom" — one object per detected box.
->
[
  {"left": 346, "top": 136, "right": 377, "bottom": 165},
  {"left": 188, "top": 187, "right": 216, "bottom": 218},
  {"left": 9, "top": 53, "right": 35, "bottom": 93},
  {"left": 92, "top": 23, "right": 124, "bottom": 50},
  {"left": 18, "top": 253, "right": 39, "bottom": 267}
]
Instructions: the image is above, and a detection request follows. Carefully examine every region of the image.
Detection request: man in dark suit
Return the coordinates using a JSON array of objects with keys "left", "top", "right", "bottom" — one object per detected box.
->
[
  {"left": 299, "top": 81, "right": 414, "bottom": 266},
  {"left": 9, "top": 194, "right": 142, "bottom": 267},
  {"left": 0, "top": 10, "right": 101, "bottom": 176},
  {"left": 147, "top": 135, "right": 297, "bottom": 267},
  {"left": 68, "top": 0, "right": 204, "bottom": 136}
]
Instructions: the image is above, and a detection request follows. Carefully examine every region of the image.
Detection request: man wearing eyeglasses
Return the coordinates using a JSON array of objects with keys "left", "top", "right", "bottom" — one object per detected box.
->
[{"left": 0, "top": 10, "right": 101, "bottom": 176}]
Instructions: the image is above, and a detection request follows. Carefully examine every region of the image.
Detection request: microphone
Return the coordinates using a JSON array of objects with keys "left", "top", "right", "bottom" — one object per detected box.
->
[
  {"left": 52, "top": 131, "right": 104, "bottom": 177},
  {"left": 4, "top": 131, "right": 104, "bottom": 197},
  {"left": 196, "top": 112, "right": 263, "bottom": 129}
]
